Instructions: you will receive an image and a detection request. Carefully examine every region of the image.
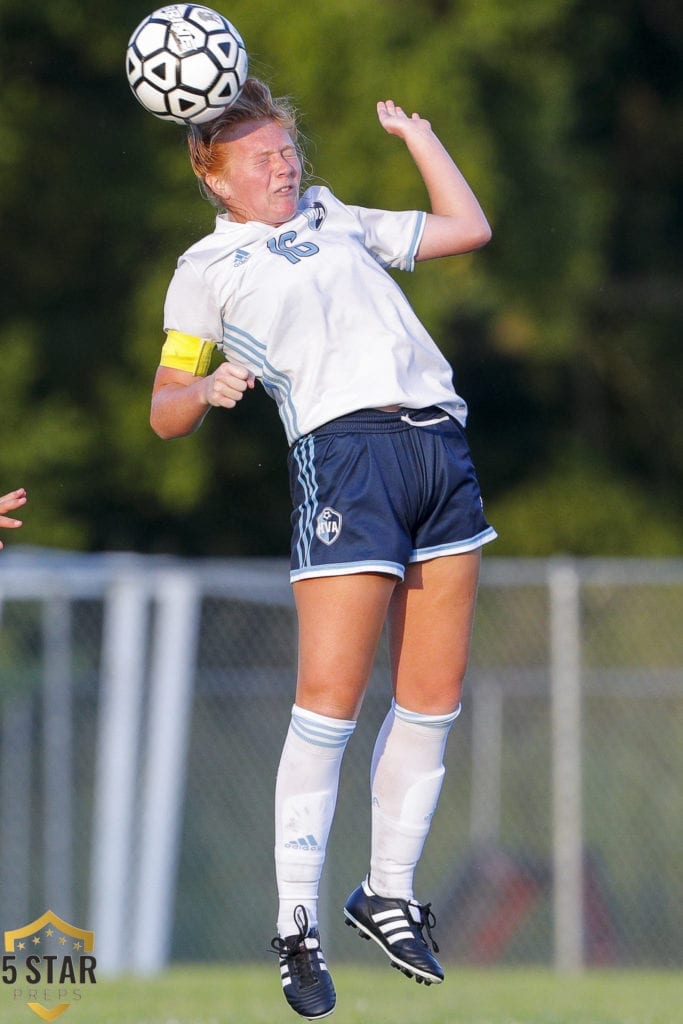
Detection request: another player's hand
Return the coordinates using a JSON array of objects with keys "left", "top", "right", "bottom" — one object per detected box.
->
[
  {"left": 377, "top": 100, "right": 432, "bottom": 139},
  {"left": 0, "top": 488, "right": 27, "bottom": 549},
  {"left": 203, "top": 362, "right": 255, "bottom": 409}
]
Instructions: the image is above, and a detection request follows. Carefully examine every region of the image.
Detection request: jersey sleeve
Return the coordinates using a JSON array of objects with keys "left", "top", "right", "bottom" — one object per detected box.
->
[
  {"left": 346, "top": 203, "right": 426, "bottom": 272},
  {"left": 163, "top": 258, "right": 224, "bottom": 341}
]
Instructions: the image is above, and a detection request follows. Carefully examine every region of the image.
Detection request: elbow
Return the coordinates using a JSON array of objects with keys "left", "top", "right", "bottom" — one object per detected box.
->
[
  {"left": 150, "top": 410, "right": 182, "bottom": 440},
  {"left": 149, "top": 375, "right": 207, "bottom": 439},
  {"left": 151, "top": 421, "right": 173, "bottom": 440},
  {"left": 472, "top": 219, "right": 492, "bottom": 249},
  {"left": 150, "top": 406, "right": 166, "bottom": 439},
  {"left": 151, "top": 418, "right": 171, "bottom": 440},
  {"left": 150, "top": 420, "right": 193, "bottom": 441},
  {"left": 150, "top": 408, "right": 203, "bottom": 440}
]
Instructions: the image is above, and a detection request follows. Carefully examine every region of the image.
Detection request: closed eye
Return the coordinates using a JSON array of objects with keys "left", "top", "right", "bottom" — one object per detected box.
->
[{"left": 254, "top": 147, "right": 299, "bottom": 167}]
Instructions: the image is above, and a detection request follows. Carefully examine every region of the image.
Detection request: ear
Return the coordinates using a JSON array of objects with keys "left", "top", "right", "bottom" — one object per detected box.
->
[{"left": 205, "top": 173, "right": 230, "bottom": 200}]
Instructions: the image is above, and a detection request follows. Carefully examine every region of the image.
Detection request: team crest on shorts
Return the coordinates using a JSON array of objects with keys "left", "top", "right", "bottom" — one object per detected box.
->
[{"left": 316, "top": 506, "right": 342, "bottom": 546}]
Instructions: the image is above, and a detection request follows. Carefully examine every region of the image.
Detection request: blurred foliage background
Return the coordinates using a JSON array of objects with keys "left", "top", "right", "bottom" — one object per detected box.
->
[{"left": 0, "top": 0, "right": 681, "bottom": 557}]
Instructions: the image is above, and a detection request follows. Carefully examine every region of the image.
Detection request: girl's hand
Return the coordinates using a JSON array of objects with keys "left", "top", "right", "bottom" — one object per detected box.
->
[
  {"left": 203, "top": 361, "right": 255, "bottom": 409},
  {"left": 377, "top": 100, "right": 433, "bottom": 139},
  {"left": 0, "top": 488, "right": 26, "bottom": 549}
]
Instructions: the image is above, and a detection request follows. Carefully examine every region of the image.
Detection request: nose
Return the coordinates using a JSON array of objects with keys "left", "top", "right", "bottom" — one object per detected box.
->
[{"left": 275, "top": 150, "right": 298, "bottom": 177}]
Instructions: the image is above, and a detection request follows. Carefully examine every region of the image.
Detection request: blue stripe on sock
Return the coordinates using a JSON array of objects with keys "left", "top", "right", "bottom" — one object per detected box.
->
[
  {"left": 291, "top": 706, "right": 356, "bottom": 748},
  {"left": 392, "top": 699, "right": 461, "bottom": 728}
]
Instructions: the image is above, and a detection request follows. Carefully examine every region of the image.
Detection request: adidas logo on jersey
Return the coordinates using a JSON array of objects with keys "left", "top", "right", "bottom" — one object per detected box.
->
[{"left": 233, "top": 248, "right": 250, "bottom": 266}]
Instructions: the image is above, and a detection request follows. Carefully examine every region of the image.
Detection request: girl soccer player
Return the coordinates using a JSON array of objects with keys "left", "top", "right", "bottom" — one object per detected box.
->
[{"left": 150, "top": 79, "right": 496, "bottom": 1020}]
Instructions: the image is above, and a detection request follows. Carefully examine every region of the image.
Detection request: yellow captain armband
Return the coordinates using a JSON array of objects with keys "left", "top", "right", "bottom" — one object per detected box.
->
[{"left": 160, "top": 330, "right": 216, "bottom": 376}]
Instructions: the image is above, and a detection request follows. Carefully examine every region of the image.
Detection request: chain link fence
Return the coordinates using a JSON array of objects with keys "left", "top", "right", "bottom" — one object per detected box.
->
[{"left": 0, "top": 552, "right": 681, "bottom": 973}]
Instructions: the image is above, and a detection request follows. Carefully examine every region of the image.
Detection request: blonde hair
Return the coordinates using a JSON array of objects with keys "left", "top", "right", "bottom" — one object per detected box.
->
[{"left": 187, "top": 78, "right": 302, "bottom": 210}]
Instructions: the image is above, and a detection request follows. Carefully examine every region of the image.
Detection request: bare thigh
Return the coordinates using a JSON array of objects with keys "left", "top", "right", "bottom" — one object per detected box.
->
[
  {"left": 389, "top": 551, "right": 481, "bottom": 714},
  {"left": 293, "top": 573, "right": 398, "bottom": 720}
]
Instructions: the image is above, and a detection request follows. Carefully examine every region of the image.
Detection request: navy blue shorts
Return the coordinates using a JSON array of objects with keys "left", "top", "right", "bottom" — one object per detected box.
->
[{"left": 288, "top": 407, "right": 497, "bottom": 583}]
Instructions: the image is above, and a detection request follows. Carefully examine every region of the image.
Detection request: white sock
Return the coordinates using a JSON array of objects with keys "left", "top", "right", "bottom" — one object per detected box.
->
[
  {"left": 275, "top": 704, "right": 355, "bottom": 936},
  {"left": 369, "top": 699, "right": 461, "bottom": 900}
]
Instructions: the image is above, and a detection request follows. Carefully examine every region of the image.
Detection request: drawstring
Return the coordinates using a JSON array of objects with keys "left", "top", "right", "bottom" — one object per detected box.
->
[{"left": 400, "top": 413, "right": 450, "bottom": 427}]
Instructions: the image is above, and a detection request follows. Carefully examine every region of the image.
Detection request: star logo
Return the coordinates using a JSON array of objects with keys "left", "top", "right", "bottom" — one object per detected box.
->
[{"left": 3, "top": 911, "right": 96, "bottom": 1022}]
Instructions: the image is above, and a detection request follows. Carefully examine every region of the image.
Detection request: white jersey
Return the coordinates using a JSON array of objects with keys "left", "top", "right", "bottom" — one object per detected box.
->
[{"left": 164, "top": 185, "right": 468, "bottom": 444}]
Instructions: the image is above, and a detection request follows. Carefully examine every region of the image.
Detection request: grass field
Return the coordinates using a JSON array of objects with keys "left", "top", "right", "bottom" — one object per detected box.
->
[{"left": 2, "top": 965, "right": 681, "bottom": 1024}]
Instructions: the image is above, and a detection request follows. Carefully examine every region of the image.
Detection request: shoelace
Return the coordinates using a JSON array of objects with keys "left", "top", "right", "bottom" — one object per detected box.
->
[
  {"left": 270, "top": 905, "right": 320, "bottom": 986},
  {"left": 416, "top": 902, "right": 440, "bottom": 954}
]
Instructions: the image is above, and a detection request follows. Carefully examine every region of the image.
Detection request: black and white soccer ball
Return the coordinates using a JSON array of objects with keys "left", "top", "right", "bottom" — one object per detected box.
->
[{"left": 125, "top": 5, "right": 248, "bottom": 125}]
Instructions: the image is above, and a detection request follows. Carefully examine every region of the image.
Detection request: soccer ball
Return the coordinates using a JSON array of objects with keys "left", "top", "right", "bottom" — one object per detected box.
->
[{"left": 125, "top": 5, "right": 248, "bottom": 125}]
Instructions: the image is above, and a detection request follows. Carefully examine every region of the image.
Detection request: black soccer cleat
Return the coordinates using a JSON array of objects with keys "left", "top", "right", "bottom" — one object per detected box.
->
[
  {"left": 343, "top": 878, "right": 444, "bottom": 985},
  {"left": 271, "top": 905, "right": 336, "bottom": 1019}
]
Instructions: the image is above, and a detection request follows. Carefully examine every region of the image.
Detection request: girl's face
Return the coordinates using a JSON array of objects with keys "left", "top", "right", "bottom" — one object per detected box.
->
[{"left": 207, "top": 119, "right": 302, "bottom": 226}]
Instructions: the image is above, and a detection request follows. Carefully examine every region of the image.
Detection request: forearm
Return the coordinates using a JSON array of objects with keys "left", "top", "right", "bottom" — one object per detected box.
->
[
  {"left": 377, "top": 101, "right": 491, "bottom": 258},
  {"left": 405, "top": 129, "right": 488, "bottom": 224},
  {"left": 409, "top": 130, "right": 491, "bottom": 259},
  {"left": 150, "top": 361, "right": 255, "bottom": 438},
  {"left": 150, "top": 376, "right": 210, "bottom": 439}
]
